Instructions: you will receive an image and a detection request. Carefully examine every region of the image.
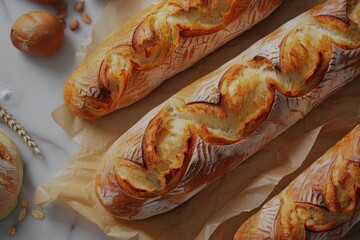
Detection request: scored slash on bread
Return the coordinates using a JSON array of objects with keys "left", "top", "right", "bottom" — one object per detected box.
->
[
  {"left": 94, "top": 0, "right": 360, "bottom": 220},
  {"left": 64, "top": 0, "right": 283, "bottom": 119},
  {"left": 0, "top": 130, "right": 23, "bottom": 220},
  {"left": 235, "top": 124, "right": 360, "bottom": 240}
]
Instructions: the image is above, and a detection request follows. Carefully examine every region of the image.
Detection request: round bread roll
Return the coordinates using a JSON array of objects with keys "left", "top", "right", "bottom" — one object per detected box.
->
[
  {"left": 10, "top": 11, "right": 64, "bottom": 57},
  {"left": 0, "top": 130, "right": 23, "bottom": 220}
]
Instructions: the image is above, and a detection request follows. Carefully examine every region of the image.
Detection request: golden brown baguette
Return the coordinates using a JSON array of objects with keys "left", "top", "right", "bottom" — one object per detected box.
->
[
  {"left": 0, "top": 130, "right": 23, "bottom": 219},
  {"left": 64, "top": 0, "right": 283, "bottom": 119},
  {"left": 235, "top": 124, "right": 360, "bottom": 240},
  {"left": 95, "top": 0, "right": 360, "bottom": 219}
]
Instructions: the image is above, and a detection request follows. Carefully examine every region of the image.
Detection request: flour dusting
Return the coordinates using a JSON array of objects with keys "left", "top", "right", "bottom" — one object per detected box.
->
[{"left": 0, "top": 86, "right": 15, "bottom": 105}]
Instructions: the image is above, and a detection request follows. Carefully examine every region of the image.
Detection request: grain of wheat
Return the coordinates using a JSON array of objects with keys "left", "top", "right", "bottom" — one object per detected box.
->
[
  {"left": 0, "top": 106, "right": 41, "bottom": 155},
  {"left": 69, "top": 19, "right": 80, "bottom": 31},
  {"left": 31, "top": 209, "right": 45, "bottom": 220},
  {"left": 81, "top": 12, "right": 91, "bottom": 24},
  {"left": 21, "top": 198, "right": 28, "bottom": 208},
  {"left": 18, "top": 208, "right": 26, "bottom": 222},
  {"left": 8, "top": 225, "right": 16, "bottom": 236},
  {"left": 75, "top": 0, "right": 84, "bottom": 12}
]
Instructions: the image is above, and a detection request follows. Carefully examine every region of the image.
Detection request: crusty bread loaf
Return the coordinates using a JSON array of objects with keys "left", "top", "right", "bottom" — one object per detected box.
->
[
  {"left": 0, "top": 130, "right": 23, "bottom": 219},
  {"left": 95, "top": 0, "right": 360, "bottom": 219},
  {"left": 64, "top": 0, "right": 283, "bottom": 119},
  {"left": 235, "top": 124, "right": 360, "bottom": 240}
]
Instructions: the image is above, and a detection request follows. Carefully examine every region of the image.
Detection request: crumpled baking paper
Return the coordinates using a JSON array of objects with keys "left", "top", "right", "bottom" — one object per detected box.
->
[{"left": 35, "top": 0, "right": 360, "bottom": 239}]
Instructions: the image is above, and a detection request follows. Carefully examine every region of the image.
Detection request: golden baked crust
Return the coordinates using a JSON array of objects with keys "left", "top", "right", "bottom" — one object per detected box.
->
[
  {"left": 235, "top": 124, "right": 360, "bottom": 240},
  {"left": 0, "top": 130, "right": 23, "bottom": 220},
  {"left": 95, "top": 0, "right": 360, "bottom": 219},
  {"left": 64, "top": 0, "right": 283, "bottom": 119},
  {"left": 10, "top": 11, "right": 64, "bottom": 57}
]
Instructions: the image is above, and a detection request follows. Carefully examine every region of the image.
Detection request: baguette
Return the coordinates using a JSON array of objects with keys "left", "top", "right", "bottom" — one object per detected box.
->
[
  {"left": 0, "top": 130, "right": 23, "bottom": 219},
  {"left": 95, "top": 0, "right": 360, "bottom": 219},
  {"left": 235, "top": 124, "right": 360, "bottom": 240},
  {"left": 64, "top": 0, "right": 283, "bottom": 119}
]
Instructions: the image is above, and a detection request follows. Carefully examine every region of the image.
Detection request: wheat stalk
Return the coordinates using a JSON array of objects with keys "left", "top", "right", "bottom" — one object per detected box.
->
[{"left": 0, "top": 106, "right": 42, "bottom": 155}]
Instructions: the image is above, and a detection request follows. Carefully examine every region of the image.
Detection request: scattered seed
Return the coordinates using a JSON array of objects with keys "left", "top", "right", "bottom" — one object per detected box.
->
[
  {"left": 56, "top": 8, "right": 67, "bottom": 20},
  {"left": 75, "top": 0, "right": 84, "bottom": 12},
  {"left": 21, "top": 198, "right": 28, "bottom": 208},
  {"left": 69, "top": 19, "right": 80, "bottom": 31},
  {"left": 30, "top": 209, "right": 45, "bottom": 220},
  {"left": 8, "top": 225, "right": 16, "bottom": 236},
  {"left": 53, "top": 0, "right": 67, "bottom": 10},
  {"left": 81, "top": 12, "right": 91, "bottom": 24},
  {"left": 18, "top": 208, "right": 27, "bottom": 222}
]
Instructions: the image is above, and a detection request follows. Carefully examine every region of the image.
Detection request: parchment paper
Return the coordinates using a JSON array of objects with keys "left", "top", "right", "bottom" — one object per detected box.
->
[{"left": 35, "top": 0, "right": 360, "bottom": 239}]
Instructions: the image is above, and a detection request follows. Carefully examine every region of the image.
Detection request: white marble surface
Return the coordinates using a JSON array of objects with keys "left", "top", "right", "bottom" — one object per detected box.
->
[{"left": 0, "top": 0, "right": 108, "bottom": 239}]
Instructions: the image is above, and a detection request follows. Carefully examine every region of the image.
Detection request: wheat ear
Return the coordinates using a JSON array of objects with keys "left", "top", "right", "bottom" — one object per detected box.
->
[{"left": 0, "top": 106, "right": 42, "bottom": 155}]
